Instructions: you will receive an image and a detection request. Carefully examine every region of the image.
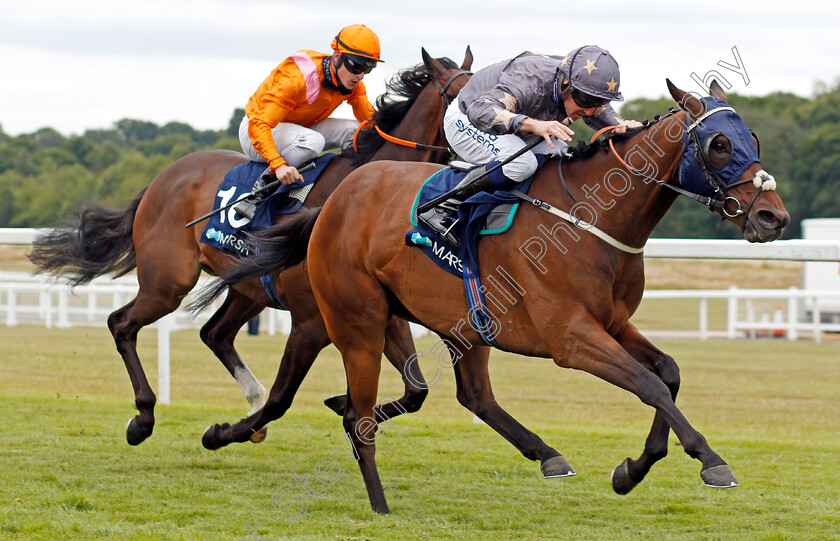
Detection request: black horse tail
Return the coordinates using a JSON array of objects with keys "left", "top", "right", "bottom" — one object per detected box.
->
[
  {"left": 28, "top": 188, "right": 147, "bottom": 287},
  {"left": 189, "top": 206, "right": 322, "bottom": 312}
]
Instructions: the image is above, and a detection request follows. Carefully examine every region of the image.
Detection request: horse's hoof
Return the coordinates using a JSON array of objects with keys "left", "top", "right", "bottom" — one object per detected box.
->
[
  {"left": 125, "top": 416, "right": 153, "bottom": 446},
  {"left": 611, "top": 458, "right": 638, "bottom": 495},
  {"left": 323, "top": 394, "right": 348, "bottom": 416},
  {"left": 541, "top": 455, "right": 575, "bottom": 478},
  {"left": 249, "top": 426, "right": 268, "bottom": 443},
  {"left": 701, "top": 464, "right": 739, "bottom": 488},
  {"left": 201, "top": 423, "right": 230, "bottom": 451}
]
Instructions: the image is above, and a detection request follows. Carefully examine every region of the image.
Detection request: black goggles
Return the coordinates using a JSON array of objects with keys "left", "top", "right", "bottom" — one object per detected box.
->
[
  {"left": 342, "top": 54, "right": 375, "bottom": 75},
  {"left": 571, "top": 87, "right": 610, "bottom": 109}
]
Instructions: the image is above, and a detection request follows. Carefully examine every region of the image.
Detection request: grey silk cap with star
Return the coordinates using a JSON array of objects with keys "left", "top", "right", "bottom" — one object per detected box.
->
[
  {"left": 456, "top": 50, "right": 624, "bottom": 135},
  {"left": 563, "top": 45, "right": 624, "bottom": 101}
]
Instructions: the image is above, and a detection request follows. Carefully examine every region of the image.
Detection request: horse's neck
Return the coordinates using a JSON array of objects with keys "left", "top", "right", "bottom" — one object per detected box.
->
[
  {"left": 373, "top": 86, "right": 447, "bottom": 164},
  {"left": 548, "top": 115, "right": 686, "bottom": 248}
]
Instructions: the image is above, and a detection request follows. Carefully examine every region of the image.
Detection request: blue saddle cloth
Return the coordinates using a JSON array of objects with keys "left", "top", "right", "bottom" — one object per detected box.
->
[
  {"left": 405, "top": 156, "right": 546, "bottom": 347},
  {"left": 405, "top": 156, "right": 544, "bottom": 279},
  {"left": 200, "top": 153, "right": 337, "bottom": 257}
]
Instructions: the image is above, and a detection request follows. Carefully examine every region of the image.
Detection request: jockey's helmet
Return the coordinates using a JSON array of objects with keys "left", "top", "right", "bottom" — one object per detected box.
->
[
  {"left": 331, "top": 24, "right": 384, "bottom": 74},
  {"left": 562, "top": 45, "right": 624, "bottom": 106}
]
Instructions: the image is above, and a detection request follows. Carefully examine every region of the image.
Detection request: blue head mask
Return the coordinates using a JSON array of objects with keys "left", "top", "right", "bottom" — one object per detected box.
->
[{"left": 678, "top": 97, "right": 760, "bottom": 198}]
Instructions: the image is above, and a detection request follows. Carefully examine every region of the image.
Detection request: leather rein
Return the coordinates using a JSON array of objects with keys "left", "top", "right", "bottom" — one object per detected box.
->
[
  {"left": 352, "top": 69, "right": 472, "bottom": 154},
  {"left": 511, "top": 107, "right": 777, "bottom": 253},
  {"left": 597, "top": 107, "right": 777, "bottom": 230}
]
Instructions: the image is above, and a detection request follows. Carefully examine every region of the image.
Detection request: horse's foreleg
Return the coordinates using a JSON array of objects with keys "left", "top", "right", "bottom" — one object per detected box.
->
[
  {"left": 341, "top": 339, "right": 389, "bottom": 515},
  {"left": 311, "top": 264, "right": 391, "bottom": 513},
  {"left": 609, "top": 323, "right": 680, "bottom": 494},
  {"left": 452, "top": 345, "right": 573, "bottom": 478},
  {"left": 202, "top": 311, "right": 331, "bottom": 450},
  {"left": 199, "top": 289, "right": 266, "bottom": 441},
  {"left": 558, "top": 324, "right": 737, "bottom": 490},
  {"left": 324, "top": 318, "right": 428, "bottom": 422}
]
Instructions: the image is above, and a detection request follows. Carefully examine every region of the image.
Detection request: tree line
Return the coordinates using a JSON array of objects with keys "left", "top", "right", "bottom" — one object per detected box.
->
[{"left": 1, "top": 81, "right": 838, "bottom": 239}]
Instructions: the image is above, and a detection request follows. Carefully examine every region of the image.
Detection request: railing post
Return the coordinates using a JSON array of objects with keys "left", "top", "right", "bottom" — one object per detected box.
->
[
  {"left": 746, "top": 297, "right": 756, "bottom": 340},
  {"left": 812, "top": 296, "right": 821, "bottom": 345},
  {"left": 57, "top": 289, "right": 70, "bottom": 328},
  {"left": 87, "top": 293, "right": 97, "bottom": 321},
  {"left": 268, "top": 308, "right": 276, "bottom": 336},
  {"left": 699, "top": 297, "right": 708, "bottom": 340},
  {"left": 727, "top": 286, "right": 737, "bottom": 339},
  {"left": 787, "top": 286, "right": 798, "bottom": 342},
  {"left": 6, "top": 289, "right": 17, "bottom": 327},
  {"left": 39, "top": 290, "right": 50, "bottom": 328},
  {"left": 157, "top": 313, "right": 175, "bottom": 405}
]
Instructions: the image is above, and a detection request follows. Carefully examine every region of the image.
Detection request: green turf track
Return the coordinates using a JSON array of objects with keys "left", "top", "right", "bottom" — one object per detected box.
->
[{"left": 0, "top": 326, "right": 838, "bottom": 540}]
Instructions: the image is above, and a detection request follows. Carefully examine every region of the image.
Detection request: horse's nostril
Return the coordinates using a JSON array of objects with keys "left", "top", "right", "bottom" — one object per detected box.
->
[{"left": 757, "top": 209, "right": 788, "bottom": 230}]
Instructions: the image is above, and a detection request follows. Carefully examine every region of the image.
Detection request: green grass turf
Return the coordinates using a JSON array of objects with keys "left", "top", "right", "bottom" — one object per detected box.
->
[{"left": 0, "top": 326, "right": 838, "bottom": 540}]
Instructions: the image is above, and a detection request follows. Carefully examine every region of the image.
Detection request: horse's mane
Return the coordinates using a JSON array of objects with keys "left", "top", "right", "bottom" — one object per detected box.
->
[
  {"left": 349, "top": 57, "right": 459, "bottom": 166},
  {"left": 564, "top": 111, "right": 677, "bottom": 161}
]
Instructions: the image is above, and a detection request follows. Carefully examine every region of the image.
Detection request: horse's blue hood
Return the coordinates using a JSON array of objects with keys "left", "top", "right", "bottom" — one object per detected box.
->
[{"left": 679, "top": 97, "right": 759, "bottom": 197}]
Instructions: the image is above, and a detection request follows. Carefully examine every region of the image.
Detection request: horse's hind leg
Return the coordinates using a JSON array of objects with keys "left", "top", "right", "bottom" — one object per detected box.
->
[
  {"left": 107, "top": 299, "right": 155, "bottom": 445},
  {"left": 323, "top": 317, "right": 428, "bottom": 422},
  {"left": 108, "top": 285, "right": 188, "bottom": 445},
  {"left": 199, "top": 289, "right": 267, "bottom": 442},
  {"left": 609, "top": 323, "right": 681, "bottom": 494},
  {"left": 112, "top": 239, "right": 200, "bottom": 445},
  {"left": 451, "top": 344, "right": 573, "bottom": 478},
  {"left": 202, "top": 306, "right": 331, "bottom": 450}
]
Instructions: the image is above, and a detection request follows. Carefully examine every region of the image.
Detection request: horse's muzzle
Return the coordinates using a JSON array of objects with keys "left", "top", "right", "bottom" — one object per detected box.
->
[{"left": 744, "top": 208, "right": 790, "bottom": 242}]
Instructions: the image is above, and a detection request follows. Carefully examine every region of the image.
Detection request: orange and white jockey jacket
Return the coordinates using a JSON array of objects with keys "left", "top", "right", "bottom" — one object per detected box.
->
[{"left": 245, "top": 50, "right": 375, "bottom": 170}]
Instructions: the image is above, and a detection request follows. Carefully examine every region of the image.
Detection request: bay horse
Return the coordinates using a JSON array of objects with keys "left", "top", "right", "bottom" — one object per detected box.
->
[
  {"left": 28, "top": 47, "right": 473, "bottom": 446},
  {"left": 207, "top": 80, "right": 789, "bottom": 513}
]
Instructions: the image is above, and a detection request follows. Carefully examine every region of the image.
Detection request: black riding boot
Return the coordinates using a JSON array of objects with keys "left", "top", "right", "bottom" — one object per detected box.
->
[
  {"left": 417, "top": 166, "right": 496, "bottom": 248},
  {"left": 234, "top": 168, "right": 274, "bottom": 220}
]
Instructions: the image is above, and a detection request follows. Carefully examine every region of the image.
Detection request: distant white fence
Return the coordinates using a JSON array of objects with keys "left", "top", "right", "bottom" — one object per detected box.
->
[
  {"left": 5, "top": 228, "right": 840, "bottom": 260},
  {"left": 0, "top": 271, "right": 292, "bottom": 334},
  {"left": 3, "top": 230, "right": 839, "bottom": 404},
  {"left": 0, "top": 271, "right": 293, "bottom": 405},
  {"left": 642, "top": 286, "right": 840, "bottom": 343}
]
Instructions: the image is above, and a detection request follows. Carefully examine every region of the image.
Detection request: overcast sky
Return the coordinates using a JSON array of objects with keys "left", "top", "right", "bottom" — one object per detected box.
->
[{"left": 1, "top": 0, "right": 837, "bottom": 137}]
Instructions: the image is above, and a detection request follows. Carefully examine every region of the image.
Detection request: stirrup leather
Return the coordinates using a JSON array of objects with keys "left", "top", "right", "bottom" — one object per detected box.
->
[{"left": 233, "top": 169, "right": 272, "bottom": 219}]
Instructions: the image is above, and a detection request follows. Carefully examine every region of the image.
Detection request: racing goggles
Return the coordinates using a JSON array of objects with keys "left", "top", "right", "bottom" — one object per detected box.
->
[
  {"left": 342, "top": 54, "right": 376, "bottom": 75},
  {"left": 571, "top": 87, "right": 610, "bottom": 109}
]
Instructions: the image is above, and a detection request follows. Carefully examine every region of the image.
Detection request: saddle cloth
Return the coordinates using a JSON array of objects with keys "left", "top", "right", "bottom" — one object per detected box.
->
[
  {"left": 200, "top": 153, "right": 337, "bottom": 257},
  {"left": 405, "top": 156, "right": 544, "bottom": 279}
]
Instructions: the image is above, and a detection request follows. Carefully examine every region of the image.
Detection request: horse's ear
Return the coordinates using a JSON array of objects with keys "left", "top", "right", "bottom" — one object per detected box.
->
[
  {"left": 709, "top": 79, "right": 727, "bottom": 103},
  {"left": 461, "top": 45, "right": 474, "bottom": 71},
  {"left": 421, "top": 47, "right": 447, "bottom": 77},
  {"left": 667, "top": 78, "right": 706, "bottom": 120}
]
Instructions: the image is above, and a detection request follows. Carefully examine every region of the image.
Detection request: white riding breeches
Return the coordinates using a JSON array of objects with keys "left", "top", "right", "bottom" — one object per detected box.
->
[
  {"left": 239, "top": 116, "right": 359, "bottom": 167},
  {"left": 443, "top": 100, "right": 568, "bottom": 182}
]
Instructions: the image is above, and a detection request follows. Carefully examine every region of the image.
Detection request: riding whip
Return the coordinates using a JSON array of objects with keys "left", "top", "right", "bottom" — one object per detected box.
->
[{"left": 417, "top": 135, "right": 549, "bottom": 215}]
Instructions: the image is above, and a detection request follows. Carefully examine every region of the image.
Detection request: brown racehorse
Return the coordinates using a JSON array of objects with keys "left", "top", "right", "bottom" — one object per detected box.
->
[
  {"left": 28, "top": 47, "right": 473, "bottom": 446},
  {"left": 207, "top": 80, "right": 790, "bottom": 513}
]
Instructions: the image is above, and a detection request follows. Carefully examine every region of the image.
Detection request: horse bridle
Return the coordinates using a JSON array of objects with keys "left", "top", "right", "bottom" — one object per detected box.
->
[
  {"left": 369, "top": 68, "right": 472, "bottom": 154},
  {"left": 605, "top": 107, "right": 776, "bottom": 230},
  {"left": 682, "top": 107, "right": 775, "bottom": 226}
]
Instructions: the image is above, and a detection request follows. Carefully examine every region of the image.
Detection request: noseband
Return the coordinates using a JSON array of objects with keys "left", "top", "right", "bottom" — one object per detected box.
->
[{"left": 605, "top": 105, "right": 777, "bottom": 231}]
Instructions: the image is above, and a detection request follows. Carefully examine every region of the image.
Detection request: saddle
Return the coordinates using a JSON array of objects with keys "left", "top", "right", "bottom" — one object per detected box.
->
[
  {"left": 200, "top": 154, "right": 337, "bottom": 258},
  {"left": 405, "top": 156, "right": 546, "bottom": 347}
]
